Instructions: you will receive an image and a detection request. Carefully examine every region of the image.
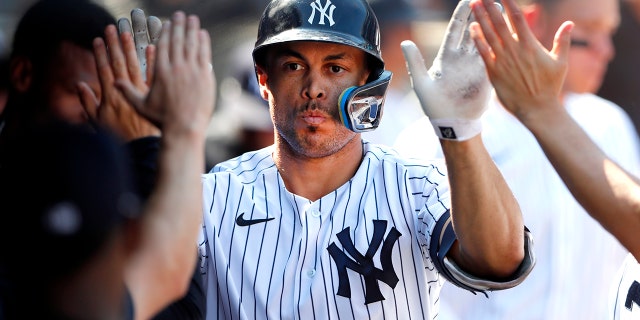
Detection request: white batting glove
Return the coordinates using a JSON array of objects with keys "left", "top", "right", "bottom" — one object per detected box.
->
[
  {"left": 117, "top": 8, "right": 163, "bottom": 82},
  {"left": 402, "top": 0, "right": 492, "bottom": 141}
]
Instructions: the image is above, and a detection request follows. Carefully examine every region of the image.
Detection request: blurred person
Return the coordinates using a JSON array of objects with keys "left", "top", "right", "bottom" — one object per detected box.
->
[
  {"left": 0, "top": 0, "right": 206, "bottom": 318},
  {"left": 598, "top": 0, "right": 640, "bottom": 138},
  {"left": 197, "top": 0, "right": 534, "bottom": 319},
  {"left": 360, "top": 0, "right": 428, "bottom": 146},
  {"left": 0, "top": 8, "right": 214, "bottom": 320},
  {"left": 395, "top": 0, "right": 640, "bottom": 318},
  {"left": 467, "top": 0, "right": 640, "bottom": 318},
  {"left": 205, "top": 41, "right": 274, "bottom": 169},
  {"left": 0, "top": 0, "right": 119, "bottom": 142}
]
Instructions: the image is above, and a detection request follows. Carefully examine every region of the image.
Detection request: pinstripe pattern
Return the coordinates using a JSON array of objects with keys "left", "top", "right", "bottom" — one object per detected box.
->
[
  {"left": 198, "top": 142, "right": 451, "bottom": 320},
  {"left": 611, "top": 254, "right": 640, "bottom": 320}
]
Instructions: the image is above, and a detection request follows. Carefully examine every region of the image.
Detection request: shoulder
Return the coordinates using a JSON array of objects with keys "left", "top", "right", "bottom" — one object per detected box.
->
[
  {"left": 566, "top": 93, "right": 633, "bottom": 124},
  {"left": 204, "top": 146, "right": 276, "bottom": 184},
  {"left": 566, "top": 93, "right": 638, "bottom": 138},
  {"left": 392, "top": 116, "right": 441, "bottom": 160},
  {"left": 362, "top": 141, "right": 448, "bottom": 178}
]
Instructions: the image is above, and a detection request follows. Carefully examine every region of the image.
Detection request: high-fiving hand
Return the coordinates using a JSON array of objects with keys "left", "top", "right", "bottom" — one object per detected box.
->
[
  {"left": 468, "top": 0, "right": 573, "bottom": 123},
  {"left": 116, "top": 11, "right": 216, "bottom": 136},
  {"left": 78, "top": 22, "right": 161, "bottom": 141},
  {"left": 402, "top": 0, "right": 493, "bottom": 141}
]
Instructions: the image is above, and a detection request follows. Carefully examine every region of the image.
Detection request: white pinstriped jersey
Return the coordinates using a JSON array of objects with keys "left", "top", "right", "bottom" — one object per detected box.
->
[
  {"left": 610, "top": 254, "right": 640, "bottom": 320},
  {"left": 198, "top": 142, "right": 452, "bottom": 320}
]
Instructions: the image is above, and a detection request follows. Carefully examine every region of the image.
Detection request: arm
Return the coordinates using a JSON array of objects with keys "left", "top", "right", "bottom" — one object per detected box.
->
[
  {"left": 524, "top": 102, "right": 640, "bottom": 261},
  {"left": 469, "top": 0, "right": 640, "bottom": 261},
  {"left": 118, "top": 10, "right": 207, "bottom": 319},
  {"left": 107, "top": 12, "right": 215, "bottom": 319},
  {"left": 402, "top": 0, "right": 526, "bottom": 281},
  {"left": 441, "top": 137, "right": 524, "bottom": 278},
  {"left": 151, "top": 260, "right": 206, "bottom": 320}
]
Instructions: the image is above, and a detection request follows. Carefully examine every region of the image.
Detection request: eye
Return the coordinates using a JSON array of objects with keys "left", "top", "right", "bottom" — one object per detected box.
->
[
  {"left": 286, "top": 63, "right": 303, "bottom": 71},
  {"left": 330, "top": 65, "right": 345, "bottom": 73}
]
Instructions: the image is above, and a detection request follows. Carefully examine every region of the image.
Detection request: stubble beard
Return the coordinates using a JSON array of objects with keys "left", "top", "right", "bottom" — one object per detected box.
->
[{"left": 274, "top": 102, "right": 356, "bottom": 159}]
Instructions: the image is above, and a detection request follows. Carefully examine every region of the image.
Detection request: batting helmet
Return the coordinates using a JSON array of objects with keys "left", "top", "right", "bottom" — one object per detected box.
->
[
  {"left": 252, "top": 0, "right": 384, "bottom": 74},
  {"left": 252, "top": 0, "right": 392, "bottom": 133}
]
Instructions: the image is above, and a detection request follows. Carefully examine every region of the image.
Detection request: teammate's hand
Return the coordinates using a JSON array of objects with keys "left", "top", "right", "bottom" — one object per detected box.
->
[
  {"left": 402, "top": 0, "right": 492, "bottom": 141},
  {"left": 468, "top": 0, "right": 573, "bottom": 122},
  {"left": 116, "top": 12, "right": 216, "bottom": 136},
  {"left": 117, "top": 8, "right": 162, "bottom": 83},
  {"left": 78, "top": 24, "right": 161, "bottom": 141}
]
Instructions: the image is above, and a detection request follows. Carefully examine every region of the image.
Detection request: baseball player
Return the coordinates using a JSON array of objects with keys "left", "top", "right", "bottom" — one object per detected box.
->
[
  {"left": 196, "top": 0, "right": 534, "bottom": 319},
  {"left": 465, "top": 0, "right": 640, "bottom": 319}
]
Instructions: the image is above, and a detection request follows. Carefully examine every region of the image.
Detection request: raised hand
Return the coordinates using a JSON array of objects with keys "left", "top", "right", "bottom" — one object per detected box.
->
[
  {"left": 468, "top": 0, "right": 573, "bottom": 122},
  {"left": 116, "top": 11, "right": 215, "bottom": 136},
  {"left": 117, "top": 8, "right": 162, "bottom": 82},
  {"left": 401, "top": 0, "right": 492, "bottom": 141},
  {"left": 78, "top": 24, "right": 161, "bottom": 141}
]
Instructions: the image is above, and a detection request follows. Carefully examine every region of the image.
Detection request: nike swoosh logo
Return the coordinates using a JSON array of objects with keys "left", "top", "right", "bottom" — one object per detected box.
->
[{"left": 236, "top": 213, "right": 275, "bottom": 226}]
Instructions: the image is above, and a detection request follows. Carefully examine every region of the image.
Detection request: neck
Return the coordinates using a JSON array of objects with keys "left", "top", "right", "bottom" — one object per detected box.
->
[{"left": 273, "top": 135, "right": 363, "bottom": 201}]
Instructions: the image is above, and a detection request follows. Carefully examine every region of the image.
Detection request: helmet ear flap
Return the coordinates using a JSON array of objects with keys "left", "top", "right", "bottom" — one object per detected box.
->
[{"left": 338, "top": 70, "right": 392, "bottom": 132}]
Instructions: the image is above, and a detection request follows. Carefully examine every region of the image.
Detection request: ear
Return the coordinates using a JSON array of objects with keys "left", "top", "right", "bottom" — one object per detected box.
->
[
  {"left": 9, "top": 56, "right": 33, "bottom": 93},
  {"left": 255, "top": 65, "right": 270, "bottom": 101}
]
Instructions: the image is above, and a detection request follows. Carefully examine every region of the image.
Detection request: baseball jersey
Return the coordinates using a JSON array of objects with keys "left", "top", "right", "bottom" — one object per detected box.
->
[
  {"left": 610, "top": 253, "right": 640, "bottom": 320},
  {"left": 197, "top": 142, "right": 453, "bottom": 320}
]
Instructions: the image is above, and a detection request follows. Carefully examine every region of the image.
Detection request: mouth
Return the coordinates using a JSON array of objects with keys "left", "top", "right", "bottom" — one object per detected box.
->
[
  {"left": 299, "top": 106, "right": 333, "bottom": 126},
  {"left": 301, "top": 113, "right": 326, "bottom": 125}
]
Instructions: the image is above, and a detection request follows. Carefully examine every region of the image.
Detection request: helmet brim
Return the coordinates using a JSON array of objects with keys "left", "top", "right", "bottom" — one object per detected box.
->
[{"left": 252, "top": 28, "right": 383, "bottom": 69}]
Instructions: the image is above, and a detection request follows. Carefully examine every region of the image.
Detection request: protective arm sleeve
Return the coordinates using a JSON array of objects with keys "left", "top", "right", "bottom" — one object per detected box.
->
[{"left": 429, "top": 210, "right": 536, "bottom": 295}]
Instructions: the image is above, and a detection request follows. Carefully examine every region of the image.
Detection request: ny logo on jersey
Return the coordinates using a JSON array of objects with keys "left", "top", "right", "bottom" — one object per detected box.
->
[
  {"left": 626, "top": 280, "right": 640, "bottom": 311},
  {"left": 327, "top": 220, "right": 401, "bottom": 304},
  {"left": 308, "top": 0, "right": 336, "bottom": 26}
]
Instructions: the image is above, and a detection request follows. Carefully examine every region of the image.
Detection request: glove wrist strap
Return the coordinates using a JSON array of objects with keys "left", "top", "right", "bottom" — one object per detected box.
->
[{"left": 430, "top": 118, "right": 482, "bottom": 141}]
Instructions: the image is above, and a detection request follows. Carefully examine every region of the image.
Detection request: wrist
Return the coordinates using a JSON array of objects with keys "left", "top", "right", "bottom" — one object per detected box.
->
[
  {"left": 430, "top": 118, "right": 483, "bottom": 141},
  {"left": 513, "top": 99, "right": 566, "bottom": 135}
]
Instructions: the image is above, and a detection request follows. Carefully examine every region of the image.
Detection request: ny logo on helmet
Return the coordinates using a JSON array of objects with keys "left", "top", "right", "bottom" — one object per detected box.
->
[{"left": 308, "top": 0, "right": 336, "bottom": 26}]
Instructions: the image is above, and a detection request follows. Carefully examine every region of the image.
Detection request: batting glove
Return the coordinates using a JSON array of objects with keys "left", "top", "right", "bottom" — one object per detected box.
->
[
  {"left": 402, "top": 0, "right": 492, "bottom": 141},
  {"left": 117, "top": 8, "right": 163, "bottom": 82}
]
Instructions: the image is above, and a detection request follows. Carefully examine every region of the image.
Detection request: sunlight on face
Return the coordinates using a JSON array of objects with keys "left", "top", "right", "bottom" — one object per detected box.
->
[
  {"left": 264, "top": 41, "right": 370, "bottom": 158},
  {"left": 545, "top": 0, "right": 619, "bottom": 93}
]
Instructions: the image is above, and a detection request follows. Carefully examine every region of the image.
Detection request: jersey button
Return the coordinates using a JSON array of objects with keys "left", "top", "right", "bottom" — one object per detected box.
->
[
  {"left": 307, "top": 269, "right": 316, "bottom": 278},
  {"left": 310, "top": 209, "right": 321, "bottom": 217}
]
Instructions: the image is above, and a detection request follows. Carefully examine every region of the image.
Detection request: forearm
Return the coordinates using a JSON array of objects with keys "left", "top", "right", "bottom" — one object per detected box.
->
[
  {"left": 523, "top": 108, "right": 640, "bottom": 260},
  {"left": 441, "top": 135, "right": 524, "bottom": 278},
  {"left": 127, "top": 129, "right": 206, "bottom": 320},
  {"left": 151, "top": 259, "right": 206, "bottom": 320}
]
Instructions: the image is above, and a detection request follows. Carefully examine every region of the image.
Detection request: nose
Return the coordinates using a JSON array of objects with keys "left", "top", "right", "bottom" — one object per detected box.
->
[{"left": 302, "top": 70, "right": 326, "bottom": 100}]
